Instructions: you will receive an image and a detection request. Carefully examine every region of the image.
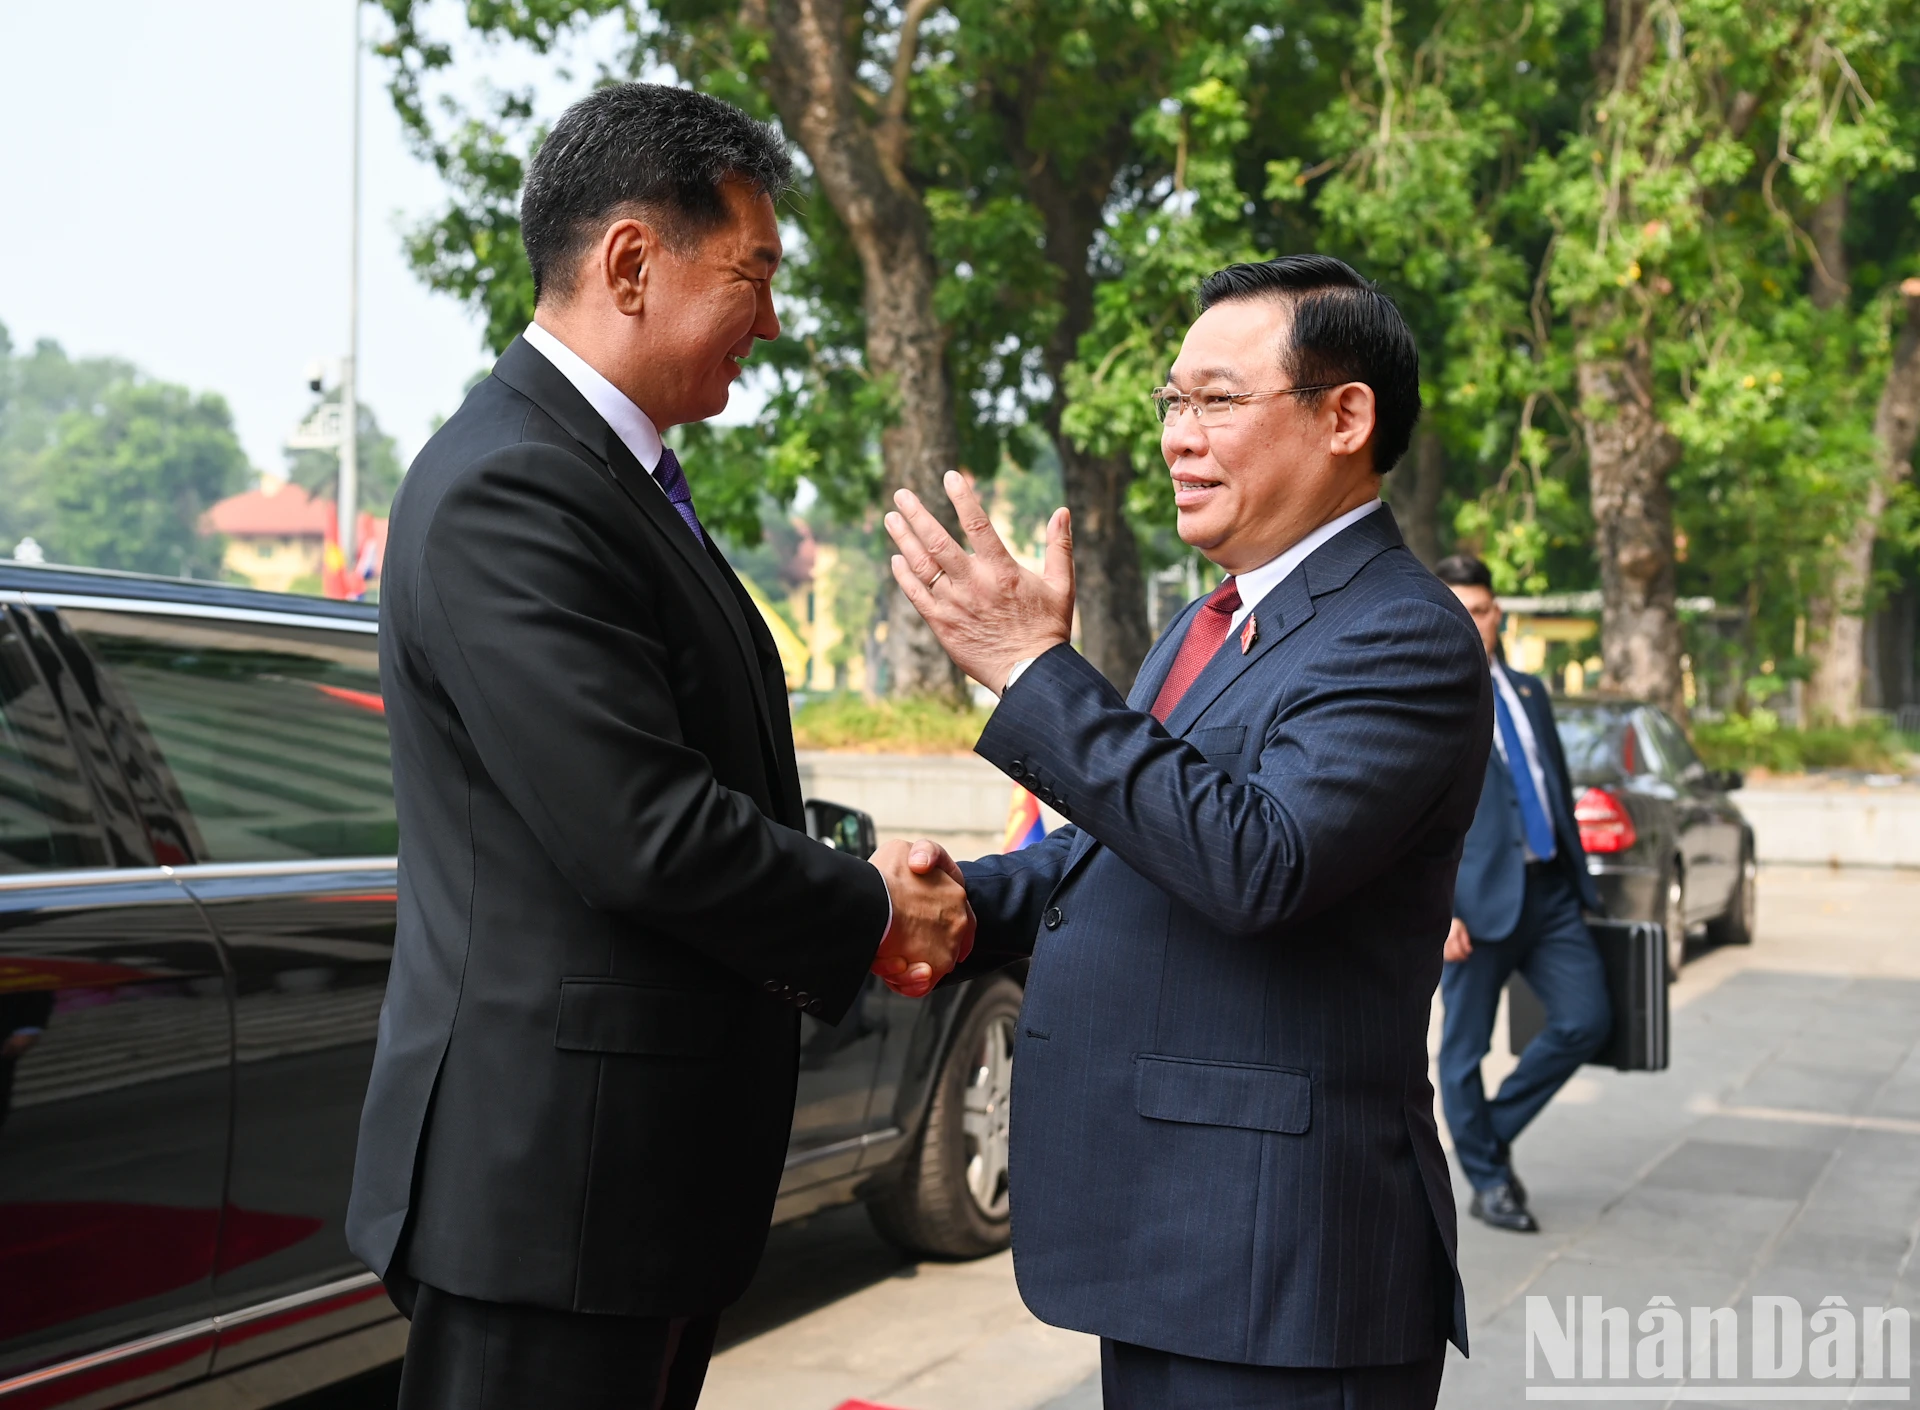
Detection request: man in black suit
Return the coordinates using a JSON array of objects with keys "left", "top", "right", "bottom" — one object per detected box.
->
[
  {"left": 1433, "top": 554, "right": 1609, "bottom": 1234},
  {"left": 345, "top": 84, "right": 973, "bottom": 1410},
  {"left": 885, "top": 257, "right": 1492, "bottom": 1409}
]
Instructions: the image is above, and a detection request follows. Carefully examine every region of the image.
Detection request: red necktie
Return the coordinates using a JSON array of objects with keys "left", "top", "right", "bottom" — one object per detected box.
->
[{"left": 1150, "top": 578, "right": 1241, "bottom": 721}]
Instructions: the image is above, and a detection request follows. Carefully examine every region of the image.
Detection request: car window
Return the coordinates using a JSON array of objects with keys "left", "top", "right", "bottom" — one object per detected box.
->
[
  {"left": 0, "top": 613, "right": 108, "bottom": 871},
  {"left": 1554, "top": 710, "right": 1630, "bottom": 777},
  {"left": 66, "top": 611, "right": 395, "bottom": 863},
  {"left": 1646, "top": 709, "right": 1705, "bottom": 780}
]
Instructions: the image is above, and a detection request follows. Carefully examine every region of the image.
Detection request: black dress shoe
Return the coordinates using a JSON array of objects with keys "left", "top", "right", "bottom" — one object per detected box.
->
[
  {"left": 1495, "top": 1143, "right": 1526, "bottom": 1205},
  {"left": 1470, "top": 1182, "right": 1539, "bottom": 1233}
]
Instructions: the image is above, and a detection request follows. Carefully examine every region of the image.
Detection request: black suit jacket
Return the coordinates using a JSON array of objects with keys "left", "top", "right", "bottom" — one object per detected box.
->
[{"left": 346, "top": 336, "right": 888, "bottom": 1317}]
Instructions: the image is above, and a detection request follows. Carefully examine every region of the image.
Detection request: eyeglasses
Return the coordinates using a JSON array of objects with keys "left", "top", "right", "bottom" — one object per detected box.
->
[{"left": 1149, "top": 383, "right": 1338, "bottom": 426}]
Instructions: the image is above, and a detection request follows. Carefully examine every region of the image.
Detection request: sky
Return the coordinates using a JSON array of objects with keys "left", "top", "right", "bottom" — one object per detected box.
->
[{"left": 0, "top": 1, "right": 548, "bottom": 475}]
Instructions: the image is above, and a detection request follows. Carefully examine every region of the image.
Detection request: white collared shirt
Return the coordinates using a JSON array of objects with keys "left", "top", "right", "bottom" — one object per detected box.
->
[
  {"left": 522, "top": 321, "right": 665, "bottom": 475},
  {"left": 1490, "top": 659, "right": 1556, "bottom": 862},
  {"left": 1226, "top": 497, "right": 1383, "bottom": 632}
]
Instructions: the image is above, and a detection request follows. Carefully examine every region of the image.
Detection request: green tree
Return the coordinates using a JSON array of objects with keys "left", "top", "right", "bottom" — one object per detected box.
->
[
  {"left": 0, "top": 322, "right": 137, "bottom": 549},
  {"left": 41, "top": 380, "right": 250, "bottom": 578}
]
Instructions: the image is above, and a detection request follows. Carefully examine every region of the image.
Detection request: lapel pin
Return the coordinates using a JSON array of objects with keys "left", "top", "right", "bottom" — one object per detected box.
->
[{"left": 1240, "top": 613, "right": 1258, "bottom": 654}]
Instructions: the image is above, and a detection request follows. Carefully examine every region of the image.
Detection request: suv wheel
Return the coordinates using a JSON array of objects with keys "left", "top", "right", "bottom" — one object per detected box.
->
[
  {"left": 1707, "top": 843, "right": 1757, "bottom": 947},
  {"left": 1663, "top": 864, "right": 1687, "bottom": 980},
  {"left": 867, "top": 976, "right": 1020, "bottom": 1259}
]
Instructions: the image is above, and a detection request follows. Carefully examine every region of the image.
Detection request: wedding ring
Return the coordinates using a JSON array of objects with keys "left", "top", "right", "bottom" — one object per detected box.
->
[{"left": 928, "top": 570, "right": 947, "bottom": 589}]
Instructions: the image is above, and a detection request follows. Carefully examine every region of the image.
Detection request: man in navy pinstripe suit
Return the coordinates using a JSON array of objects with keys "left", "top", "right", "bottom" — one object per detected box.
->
[{"left": 884, "top": 256, "right": 1493, "bottom": 1409}]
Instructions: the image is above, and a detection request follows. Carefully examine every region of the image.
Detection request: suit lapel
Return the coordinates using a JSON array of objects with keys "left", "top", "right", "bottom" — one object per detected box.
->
[
  {"left": 1045, "top": 506, "right": 1407, "bottom": 895},
  {"left": 490, "top": 338, "right": 781, "bottom": 750},
  {"left": 1162, "top": 571, "right": 1316, "bottom": 737}
]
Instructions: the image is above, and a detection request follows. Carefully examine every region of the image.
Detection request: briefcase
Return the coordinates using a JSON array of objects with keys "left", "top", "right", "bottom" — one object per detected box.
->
[{"left": 1506, "top": 919, "right": 1669, "bottom": 1072}]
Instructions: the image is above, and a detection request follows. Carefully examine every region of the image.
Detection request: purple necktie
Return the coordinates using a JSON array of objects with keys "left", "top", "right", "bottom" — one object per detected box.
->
[{"left": 652, "top": 447, "right": 707, "bottom": 548}]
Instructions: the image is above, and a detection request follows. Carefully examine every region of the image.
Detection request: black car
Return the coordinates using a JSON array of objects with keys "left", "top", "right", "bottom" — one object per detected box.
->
[
  {"left": 1552, "top": 697, "right": 1757, "bottom": 976},
  {"left": 0, "top": 562, "right": 1017, "bottom": 1410}
]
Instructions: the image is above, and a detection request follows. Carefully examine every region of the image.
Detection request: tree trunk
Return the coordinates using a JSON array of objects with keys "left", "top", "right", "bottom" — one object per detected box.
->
[
  {"left": 758, "top": 0, "right": 968, "bottom": 701},
  {"left": 1807, "top": 281, "right": 1920, "bottom": 724},
  {"left": 1802, "top": 183, "right": 1855, "bottom": 720},
  {"left": 1401, "top": 424, "right": 1447, "bottom": 566},
  {"left": 1582, "top": 0, "right": 1683, "bottom": 716},
  {"left": 1580, "top": 341, "right": 1685, "bottom": 714}
]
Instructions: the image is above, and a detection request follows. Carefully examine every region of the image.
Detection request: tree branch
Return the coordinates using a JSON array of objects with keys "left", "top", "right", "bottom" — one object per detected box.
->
[{"left": 878, "top": 0, "right": 939, "bottom": 173}]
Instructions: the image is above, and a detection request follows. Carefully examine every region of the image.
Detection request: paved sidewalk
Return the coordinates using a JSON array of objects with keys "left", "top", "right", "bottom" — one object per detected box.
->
[{"left": 704, "top": 868, "right": 1920, "bottom": 1409}]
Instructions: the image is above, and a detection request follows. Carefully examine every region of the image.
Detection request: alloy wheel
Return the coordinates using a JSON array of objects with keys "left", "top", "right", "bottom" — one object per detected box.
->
[{"left": 960, "top": 1013, "right": 1014, "bottom": 1219}]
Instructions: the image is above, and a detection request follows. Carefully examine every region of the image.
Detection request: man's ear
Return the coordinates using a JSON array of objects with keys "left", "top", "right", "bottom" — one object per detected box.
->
[
  {"left": 1327, "top": 382, "right": 1378, "bottom": 461},
  {"left": 601, "top": 218, "right": 655, "bottom": 316}
]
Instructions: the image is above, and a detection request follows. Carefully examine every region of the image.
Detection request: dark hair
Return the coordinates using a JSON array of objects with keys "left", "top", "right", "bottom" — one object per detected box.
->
[
  {"left": 1195, "top": 254, "right": 1421, "bottom": 474},
  {"left": 521, "top": 83, "right": 793, "bottom": 303},
  {"left": 1432, "top": 553, "right": 1494, "bottom": 590}
]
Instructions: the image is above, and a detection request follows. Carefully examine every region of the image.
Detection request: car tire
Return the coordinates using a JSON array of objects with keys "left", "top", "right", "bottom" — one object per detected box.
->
[
  {"left": 1707, "top": 841, "right": 1757, "bottom": 947},
  {"left": 1663, "top": 862, "right": 1687, "bottom": 980},
  {"left": 867, "top": 976, "right": 1020, "bottom": 1260}
]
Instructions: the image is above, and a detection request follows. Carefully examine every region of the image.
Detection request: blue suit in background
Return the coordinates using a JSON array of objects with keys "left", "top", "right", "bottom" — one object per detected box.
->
[
  {"left": 957, "top": 508, "right": 1492, "bottom": 1407},
  {"left": 1438, "top": 662, "right": 1609, "bottom": 1200}
]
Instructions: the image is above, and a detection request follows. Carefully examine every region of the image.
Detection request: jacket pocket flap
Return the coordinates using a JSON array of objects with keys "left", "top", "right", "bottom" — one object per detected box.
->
[
  {"left": 555, "top": 979, "right": 730, "bottom": 1057},
  {"left": 1187, "top": 725, "right": 1248, "bottom": 759},
  {"left": 1134, "top": 1054, "right": 1311, "bottom": 1134}
]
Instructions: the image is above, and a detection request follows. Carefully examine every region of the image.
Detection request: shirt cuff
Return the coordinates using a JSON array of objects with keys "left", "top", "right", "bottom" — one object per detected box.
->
[{"left": 1003, "top": 658, "right": 1037, "bottom": 693}]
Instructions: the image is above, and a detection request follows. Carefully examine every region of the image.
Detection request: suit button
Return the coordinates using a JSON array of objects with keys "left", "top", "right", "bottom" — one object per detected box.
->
[
  {"left": 762, "top": 980, "right": 782, "bottom": 993},
  {"left": 1010, "top": 762, "right": 1027, "bottom": 779},
  {"left": 1043, "top": 907, "right": 1063, "bottom": 930},
  {"left": 794, "top": 991, "right": 811, "bottom": 1005}
]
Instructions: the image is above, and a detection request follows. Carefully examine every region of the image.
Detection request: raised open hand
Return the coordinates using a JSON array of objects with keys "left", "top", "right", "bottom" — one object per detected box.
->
[
  {"left": 885, "top": 471, "right": 1074, "bottom": 695},
  {"left": 871, "top": 839, "right": 975, "bottom": 998}
]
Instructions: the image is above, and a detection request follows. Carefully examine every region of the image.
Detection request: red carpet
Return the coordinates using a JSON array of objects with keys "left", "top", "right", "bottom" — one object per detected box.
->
[{"left": 0, "top": 1201, "right": 322, "bottom": 1339}]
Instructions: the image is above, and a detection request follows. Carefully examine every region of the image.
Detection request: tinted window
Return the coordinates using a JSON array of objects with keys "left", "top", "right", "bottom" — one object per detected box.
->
[
  {"left": 1645, "top": 709, "right": 1704, "bottom": 780},
  {"left": 1554, "top": 709, "right": 1631, "bottom": 778},
  {"left": 68, "top": 612, "right": 394, "bottom": 862},
  {"left": 0, "top": 613, "right": 107, "bottom": 871}
]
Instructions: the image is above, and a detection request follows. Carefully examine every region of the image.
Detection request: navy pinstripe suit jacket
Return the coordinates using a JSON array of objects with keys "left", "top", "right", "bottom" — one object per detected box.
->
[{"left": 958, "top": 505, "right": 1492, "bottom": 1368}]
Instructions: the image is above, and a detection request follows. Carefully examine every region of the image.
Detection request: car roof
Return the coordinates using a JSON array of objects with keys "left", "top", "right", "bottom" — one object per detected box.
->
[{"left": 0, "top": 559, "right": 379, "bottom": 626}]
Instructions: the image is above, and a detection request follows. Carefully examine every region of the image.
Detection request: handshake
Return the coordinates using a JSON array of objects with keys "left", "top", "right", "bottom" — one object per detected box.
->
[{"left": 869, "top": 839, "right": 975, "bottom": 998}]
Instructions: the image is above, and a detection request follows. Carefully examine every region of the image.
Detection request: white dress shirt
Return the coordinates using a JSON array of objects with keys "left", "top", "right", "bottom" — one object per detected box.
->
[
  {"left": 1491, "top": 659, "right": 1556, "bottom": 862},
  {"left": 1226, "top": 497, "right": 1382, "bottom": 632},
  {"left": 522, "top": 321, "right": 665, "bottom": 474}
]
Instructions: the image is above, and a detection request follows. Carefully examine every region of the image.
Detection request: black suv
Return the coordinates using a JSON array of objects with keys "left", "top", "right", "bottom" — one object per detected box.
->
[{"left": 0, "top": 563, "right": 1018, "bottom": 1410}]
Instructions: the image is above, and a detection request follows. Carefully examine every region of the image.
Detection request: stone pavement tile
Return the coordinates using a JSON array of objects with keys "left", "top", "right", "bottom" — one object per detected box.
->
[
  {"left": 1689, "top": 1112, "right": 1848, "bottom": 1152},
  {"left": 1639, "top": 1139, "right": 1835, "bottom": 1202},
  {"left": 1768, "top": 1220, "right": 1917, "bottom": 1278},
  {"left": 879, "top": 1316, "right": 1101, "bottom": 1410},
  {"left": 1564, "top": 1186, "right": 1801, "bottom": 1275},
  {"left": 1731, "top": 1061, "right": 1887, "bottom": 1116}
]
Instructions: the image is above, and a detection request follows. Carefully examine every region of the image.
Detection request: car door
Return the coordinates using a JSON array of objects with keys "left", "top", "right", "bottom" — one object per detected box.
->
[
  {"left": 0, "top": 607, "right": 232, "bottom": 1405},
  {"left": 780, "top": 802, "right": 890, "bottom": 1196},
  {"left": 55, "top": 605, "right": 399, "bottom": 1374},
  {"left": 1643, "top": 708, "right": 1739, "bottom": 916}
]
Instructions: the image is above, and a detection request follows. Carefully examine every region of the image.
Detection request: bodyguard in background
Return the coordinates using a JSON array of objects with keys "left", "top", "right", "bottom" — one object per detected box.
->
[{"left": 1433, "top": 554, "right": 1609, "bottom": 1234}]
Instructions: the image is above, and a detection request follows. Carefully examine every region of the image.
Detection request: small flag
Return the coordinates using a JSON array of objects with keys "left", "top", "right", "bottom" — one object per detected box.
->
[
  {"left": 1001, "top": 785, "right": 1046, "bottom": 852},
  {"left": 1240, "top": 612, "right": 1258, "bottom": 654}
]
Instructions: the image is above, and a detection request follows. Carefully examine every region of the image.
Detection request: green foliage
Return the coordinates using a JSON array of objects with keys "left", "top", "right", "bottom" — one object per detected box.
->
[
  {"left": 367, "top": 0, "right": 1920, "bottom": 696},
  {"left": 0, "top": 323, "right": 249, "bottom": 576},
  {"left": 789, "top": 693, "right": 990, "bottom": 754},
  {"left": 1692, "top": 711, "right": 1913, "bottom": 773},
  {"left": 41, "top": 380, "right": 249, "bottom": 578}
]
